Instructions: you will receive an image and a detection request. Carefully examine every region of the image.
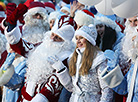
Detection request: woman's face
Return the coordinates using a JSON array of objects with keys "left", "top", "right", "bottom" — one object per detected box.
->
[
  {"left": 75, "top": 35, "right": 86, "bottom": 50},
  {"left": 96, "top": 24, "right": 105, "bottom": 38}
]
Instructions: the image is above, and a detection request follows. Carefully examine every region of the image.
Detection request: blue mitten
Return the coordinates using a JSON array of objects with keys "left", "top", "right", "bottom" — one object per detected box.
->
[
  {"left": 1, "top": 53, "right": 15, "bottom": 73},
  {"left": 104, "top": 50, "right": 117, "bottom": 72}
]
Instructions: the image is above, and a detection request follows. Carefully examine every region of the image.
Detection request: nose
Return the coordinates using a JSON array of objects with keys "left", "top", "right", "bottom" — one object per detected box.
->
[
  {"left": 36, "top": 15, "right": 41, "bottom": 19},
  {"left": 131, "top": 22, "right": 137, "bottom": 27}
]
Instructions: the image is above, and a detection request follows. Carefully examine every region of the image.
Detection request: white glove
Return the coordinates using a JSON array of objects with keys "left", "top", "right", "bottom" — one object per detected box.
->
[
  {"left": 104, "top": 50, "right": 117, "bottom": 72},
  {"left": 47, "top": 55, "right": 66, "bottom": 72}
]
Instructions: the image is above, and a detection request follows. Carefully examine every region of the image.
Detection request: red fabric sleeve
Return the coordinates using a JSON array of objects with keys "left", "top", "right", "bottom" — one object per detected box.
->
[
  {"left": 40, "top": 74, "right": 63, "bottom": 102},
  {"left": 10, "top": 39, "right": 34, "bottom": 57}
]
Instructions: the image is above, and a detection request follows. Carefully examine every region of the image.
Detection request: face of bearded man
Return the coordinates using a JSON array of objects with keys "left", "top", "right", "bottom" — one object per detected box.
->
[
  {"left": 124, "top": 19, "right": 138, "bottom": 35},
  {"left": 22, "top": 12, "right": 50, "bottom": 43},
  {"left": 25, "top": 32, "right": 75, "bottom": 84}
]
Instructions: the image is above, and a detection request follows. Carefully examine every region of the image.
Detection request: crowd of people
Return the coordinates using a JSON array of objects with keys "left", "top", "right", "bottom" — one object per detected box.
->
[{"left": 0, "top": 0, "right": 138, "bottom": 102}]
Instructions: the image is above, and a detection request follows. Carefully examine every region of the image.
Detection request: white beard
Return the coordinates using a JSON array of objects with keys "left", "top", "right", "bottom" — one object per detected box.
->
[
  {"left": 122, "top": 28, "right": 138, "bottom": 62},
  {"left": 25, "top": 34, "right": 75, "bottom": 84},
  {"left": 22, "top": 14, "right": 50, "bottom": 43},
  {"left": 0, "top": 34, "right": 7, "bottom": 58},
  {"left": 22, "top": 26, "right": 47, "bottom": 44},
  {"left": 124, "top": 20, "right": 137, "bottom": 35}
]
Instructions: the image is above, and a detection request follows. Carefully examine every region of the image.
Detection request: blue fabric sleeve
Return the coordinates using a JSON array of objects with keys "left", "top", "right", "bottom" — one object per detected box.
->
[
  {"left": 112, "top": 75, "right": 128, "bottom": 95},
  {"left": 4, "top": 60, "right": 27, "bottom": 91}
]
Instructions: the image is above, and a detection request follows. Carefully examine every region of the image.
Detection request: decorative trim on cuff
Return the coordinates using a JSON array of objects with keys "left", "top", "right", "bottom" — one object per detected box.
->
[
  {"left": 1, "top": 18, "right": 7, "bottom": 30},
  {"left": 0, "top": 65, "right": 14, "bottom": 86},
  {"left": 31, "top": 93, "right": 49, "bottom": 102},
  {"left": 5, "top": 26, "right": 21, "bottom": 44},
  {"left": 57, "top": 68, "right": 71, "bottom": 86},
  {"left": 100, "top": 65, "right": 124, "bottom": 88},
  {"left": 52, "top": 60, "right": 65, "bottom": 72}
]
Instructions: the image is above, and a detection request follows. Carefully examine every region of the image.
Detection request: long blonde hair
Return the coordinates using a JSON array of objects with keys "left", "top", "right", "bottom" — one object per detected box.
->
[{"left": 69, "top": 40, "right": 100, "bottom": 76}]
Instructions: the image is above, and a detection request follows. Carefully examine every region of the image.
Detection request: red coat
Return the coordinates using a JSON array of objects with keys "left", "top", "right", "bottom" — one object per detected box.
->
[
  {"left": 11, "top": 38, "right": 68, "bottom": 102},
  {"left": 0, "top": 50, "right": 8, "bottom": 67}
]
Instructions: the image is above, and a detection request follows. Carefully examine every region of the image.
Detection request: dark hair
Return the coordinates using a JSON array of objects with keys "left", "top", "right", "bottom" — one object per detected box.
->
[{"left": 96, "top": 25, "right": 117, "bottom": 51}]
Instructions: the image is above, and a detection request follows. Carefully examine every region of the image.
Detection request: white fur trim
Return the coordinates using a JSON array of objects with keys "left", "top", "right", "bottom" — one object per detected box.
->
[
  {"left": 92, "top": 51, "right": 106, "bottom": 69},
  {"left": 28, "top": 7, "right": 47, "bottom": 15},
  {"left": 74, "top": 10, "right": 94, "bottom": 26},
  {"left": 95, "top": 16, "right": 121, "bottom": 32},
  {"left": 0, "top": 33, "right": 7, "bottom": 54},
  {"left": 75, "top": 30, "right": 96, "bottom": 46},
  {"left": 57, "top": 68, "right": 71, "bottom": 87},
  {"left": 60, "top": 6, "right": 70, "bottom": 13},
  {"left": 5, "top": 27, "right": 21, "bottom": 44},
  {"left": 48, "top": 11, "right": 60, "bottom": 23},
  {"left": 31, "top": 93, "right": 49, "bottom": 102},
  {"left": 0, "top": 65, "right": 14, "bottom": 86},
  {"left": 52, "top": 60, "right": 65, "bottom": 72},
  {"left": 1, "top": 18, "right": 6, "bottom": 30},
  {"left": 45, "top": 7, "right": 55, "bottom": 13},
  {"left": 100, "top": 65, "right": 124, "bottom": 88}
]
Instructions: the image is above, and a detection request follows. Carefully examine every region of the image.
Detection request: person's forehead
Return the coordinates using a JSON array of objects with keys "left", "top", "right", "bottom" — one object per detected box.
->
[{"left": 128, "top": 16, "right": 137, "bottom": 21}]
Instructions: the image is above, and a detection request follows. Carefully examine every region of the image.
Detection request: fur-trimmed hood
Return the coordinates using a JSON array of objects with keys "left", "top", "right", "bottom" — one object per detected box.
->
[{"left": 95, "top": 16, "right": 121, "bottom": 32}]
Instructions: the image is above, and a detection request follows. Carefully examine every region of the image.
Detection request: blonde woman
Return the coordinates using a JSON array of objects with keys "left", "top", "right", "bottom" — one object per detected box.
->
[{"left": 51, "top": 25, "right": 113, "bottom": 102}]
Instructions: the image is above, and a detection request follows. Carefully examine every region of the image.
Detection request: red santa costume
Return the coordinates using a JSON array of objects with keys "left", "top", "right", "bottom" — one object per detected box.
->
[{"left": 4, "top": 8, "right": 77, "bottom": 101}]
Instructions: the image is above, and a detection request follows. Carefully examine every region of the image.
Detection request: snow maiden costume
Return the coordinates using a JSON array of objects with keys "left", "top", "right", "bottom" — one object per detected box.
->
[
  {"left": 55, "top": 25, "right": 113, "bottom": 102},
  {"left": 100, "top": 25, "right": 138, "bottom": 102}
]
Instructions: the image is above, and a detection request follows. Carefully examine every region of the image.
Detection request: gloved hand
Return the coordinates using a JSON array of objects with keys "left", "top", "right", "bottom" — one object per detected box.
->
[
  {"left": 7, "top": 3, "right": 28, "bottom": 25},
  {"left": 104, "top": 50, "right": 117, "bottom": 72},
  {"left": 47, "top": 55, "right": 66, "bottom": 72},
  {"left": 5, "top": 3, "right": 17, "bottom": 18},
  {"left": 1, "top": 53, "right": 15, "bottom": 73}
]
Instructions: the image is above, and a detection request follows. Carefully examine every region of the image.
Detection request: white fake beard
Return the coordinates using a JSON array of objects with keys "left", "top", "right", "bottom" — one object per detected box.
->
[
  {"left": 25, "top": 34, "right": 75, "bottom": 84},
  {"left": 122, "top": 30, "right": 138, "bottom": 63},
  {"left": 0, "top": 34, "right": 7, "bottom": 57},
  {"left": 22, "top": 19, "right": 49, "bottom": 43},
  {"left": 124, "top": 21, "right": 137, "bottom": 35},
  {"left": 22, "top": 15, "right": 49, "bottom": 43}
]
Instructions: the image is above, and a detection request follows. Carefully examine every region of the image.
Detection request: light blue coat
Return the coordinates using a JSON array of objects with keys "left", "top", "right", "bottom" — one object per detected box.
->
[{"left": 2, "top": 53, "right": 27, "bottom": 102}]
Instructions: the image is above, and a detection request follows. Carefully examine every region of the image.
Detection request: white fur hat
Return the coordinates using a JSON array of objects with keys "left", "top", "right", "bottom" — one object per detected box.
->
[
  {"left": 94, "top": 16, "right": 121, "bottom": 32},
  {"left": 60, "top": 4, "right": 70, "bottom": 14},
  {"left": 75, "top": 24, "right": 97, "bottom": 46},
  {"left": 52, "top": 25, "right": 75, "bottom": 41},
  {"left": 74, "top": 10, "right": 95, "bottom": 26},
  {"left": 48, "top": 11, "right": 61, "bottom": 23}
]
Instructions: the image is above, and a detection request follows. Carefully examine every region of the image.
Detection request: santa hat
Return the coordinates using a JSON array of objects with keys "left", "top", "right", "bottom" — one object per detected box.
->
[
  {"left": 74, "top": 10, "right": 95, "bottom": 26},
  {"left": 48, "top": 11, "right": 61, "bottom": 23},
  {"left": 94, "top": 16, "right": 121, "bottom": 32},
  {"left": 75, "top": 24, "right": 97, "bottom": 46},
  {"left": 52, "top": 15, "right": 77, "bottom": 32},
  {"left": 58, "top": 15, "right": 77, "bottom": 30},
  {"left": 62, "top": 0, "right": 70, "bottom": 4},
  {"left": 27, "top": 1, "right": 46, "bottom": 14},
  {"left": 52, "top": 25, "right": 75, "bottom": 41},
  {"left": 44, "top": 2, "right": 55, "bottom": 14},
  {"left": 60, "top": 4, "right": 70, "bottom": 14}
]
